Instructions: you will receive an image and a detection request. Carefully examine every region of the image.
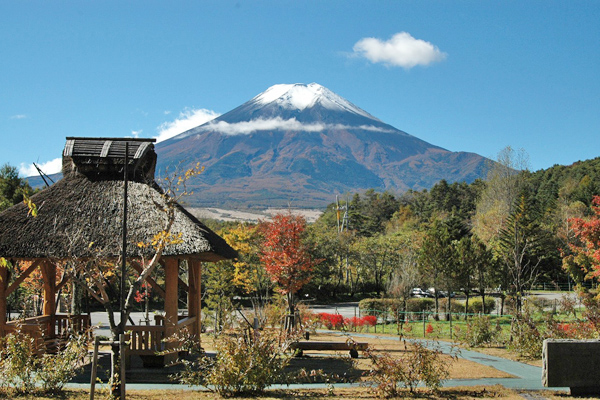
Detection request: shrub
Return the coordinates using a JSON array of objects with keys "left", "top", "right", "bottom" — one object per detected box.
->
[
  {"left": 461, "top": 315, "right": 502, "bottom": 347},
  {"left": 467, "top": 297, "right": 496, "bottom": 314},
  {"left": 344, "top": 316, "right": 377, "bottom": 330},
  {"left": 508, "top": 313, "right": 544, "bottom": 359},
  {"left": 425, "top": 323, "right": 434, "bottom": 334},
  {"left": 358, "top": 299, "right": 393, "bottom": 317},
  {"left": 365, "top": 340, "right": 457, "bottom": 396},
  {"left": 0, "top": 327, "right": 89, "bottom": 395},
  {"left": 38, "top": 334, "right": 89, "bottom": 393},
  {"left": 358, "top": 298, "right": 435, "bottom": 320},
  {"left": 0, "top": 328, "right": 38, "bottom": 394},
  {"left": 319, "top": 313, "right": 345, "bottom": 329},
  {"left": 362, "top": 315, "right": 377, "bottom": 327},
  {"left": 405, "top": 298, "right": 435, "bottom": 313},
  {"left": 177, "top": 330, "right": 291, "bottom": 397}
]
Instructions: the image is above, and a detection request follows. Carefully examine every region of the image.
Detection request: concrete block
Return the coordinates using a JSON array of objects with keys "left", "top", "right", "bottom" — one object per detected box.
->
[{"left": 543, "top": 339, "right": 600, "bottom": 396}]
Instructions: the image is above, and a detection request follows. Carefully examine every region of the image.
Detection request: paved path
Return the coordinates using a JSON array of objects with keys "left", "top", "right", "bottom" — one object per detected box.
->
[
  {"left": 334, "top": 331, "right": 563, "bottom": 391},
  {"left": 66, "top": 330, "right": 568, "bottom": 393}
]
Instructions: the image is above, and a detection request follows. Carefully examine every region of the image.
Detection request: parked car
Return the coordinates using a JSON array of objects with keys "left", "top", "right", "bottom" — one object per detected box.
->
[
  {"left": 410, "top": 288, "right": 430, "bottom": 298},
  {"left": 427, "top": 288, "right": 455, "bottom": 298}
]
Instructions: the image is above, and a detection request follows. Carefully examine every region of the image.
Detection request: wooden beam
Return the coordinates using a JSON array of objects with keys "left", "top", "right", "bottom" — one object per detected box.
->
[
  {"left": 0, "top": 264, "right": 8, "bottom": 329},
  {"left": 178, "top": 277, "right": 189, "bottom": 292},
  {"left": 55, "top": 271, "right": 69, "bottom": 292},
  {"left": 40, "top": 261, "right": 57, "bottom": 339},
  {"left": 41, "top": 262, "right": 56, "bottom": 318},
  {"left": 129, "top": 262, "right": 166, "bottom": 298},
  {"left": 6, "top": 260, "right": 42, "bottom": 296}
]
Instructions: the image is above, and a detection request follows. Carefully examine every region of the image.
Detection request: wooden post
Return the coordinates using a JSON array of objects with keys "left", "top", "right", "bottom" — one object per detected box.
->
[
  {"left": 188, "top": 259, "right": 202, "bottom": 339},
  {"left": 119, "top": 334, "right": 127, "bottom": 400},
  {"left": 90, "top": 336, "right": 100, "bottom": 400},
  {"left": 164, "top": 257, "right": 179, "bottom": 364},
  {"left": 0, "top": 263, "right": 7, "bottom": 337},
  {"left": 41, "top": 261, "right": 57, "bottom": 338}
]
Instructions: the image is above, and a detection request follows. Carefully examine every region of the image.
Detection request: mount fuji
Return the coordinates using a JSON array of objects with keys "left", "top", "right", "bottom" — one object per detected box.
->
[{"left": 155, "top": 83, "right": 490, "bottom": 208}]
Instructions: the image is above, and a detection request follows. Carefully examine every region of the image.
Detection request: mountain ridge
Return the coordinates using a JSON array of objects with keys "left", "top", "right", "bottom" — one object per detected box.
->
[{"left": 155, "top": 83, "right": 489, "bottom": 208}]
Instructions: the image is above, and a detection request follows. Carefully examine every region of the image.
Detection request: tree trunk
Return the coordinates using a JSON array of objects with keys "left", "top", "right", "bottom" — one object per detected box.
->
[
  {"left": 286, "top": 292, "right": 296, "bottom": 331},
  {"left": 481, "top": 290, "right": 486, "bottom": 314}
]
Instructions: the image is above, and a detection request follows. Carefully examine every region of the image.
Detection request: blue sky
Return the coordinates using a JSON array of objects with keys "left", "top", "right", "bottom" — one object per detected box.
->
[{"left": 1, "top": 1, "right": 599, "bottom": 177}]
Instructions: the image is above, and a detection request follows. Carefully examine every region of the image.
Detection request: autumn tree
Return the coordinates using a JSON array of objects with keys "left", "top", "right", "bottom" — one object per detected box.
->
[
  {"left": 473, "top": 146, "right": 529, "bottom": 245},
  {"left": 563, "top": 195, "right": 600, "bottom": 286},
  {"left": 221, "top": 223, "right": 273, "bottom": 321},
  {"left": 259, "top": 213, "right": 315, "bottom": 328}
]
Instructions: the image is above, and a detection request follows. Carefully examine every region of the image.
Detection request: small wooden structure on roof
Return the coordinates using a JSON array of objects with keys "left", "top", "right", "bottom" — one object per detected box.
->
[{"left": 0, "top": 137, "right": 236, "bottom": 362}]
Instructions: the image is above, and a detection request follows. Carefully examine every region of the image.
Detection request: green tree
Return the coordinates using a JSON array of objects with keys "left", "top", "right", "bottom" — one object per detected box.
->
[
  {"left": 204, "top": 260, "right": 236, "bottom": 333},
  {"left": 498, "top": 192, "right": 547, "bottom": 313},
  {"left": 455, "top": 235, "right": 494, "bottom": 315},
  {"left": 0, "top": 164, "right": 34, "bottom": 212},
  {"left": 419, "top": 220, "right": 455, "bottom": 316}
]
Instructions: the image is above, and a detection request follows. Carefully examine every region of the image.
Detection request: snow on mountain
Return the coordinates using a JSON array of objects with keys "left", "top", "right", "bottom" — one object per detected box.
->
[
  {"left": 252, "top": 83, "right": 378, "bottom": 120},
  {"left": 173, "top": 83, "right": 390, "bottom": 139}
]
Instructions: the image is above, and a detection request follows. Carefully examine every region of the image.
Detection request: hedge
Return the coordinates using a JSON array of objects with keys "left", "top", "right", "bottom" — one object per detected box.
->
[
  {"left": 359, "top": 297, "right": 495, "bottom": 316},
  {"left": 358, "top": 298, "right": 434, "bottom": 316}
]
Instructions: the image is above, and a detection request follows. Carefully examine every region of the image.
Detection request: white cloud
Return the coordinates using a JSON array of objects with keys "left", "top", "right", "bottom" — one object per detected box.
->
[
  {"left": 131, "top": 130, "right": 142, "bottom": 138},
  {"left": 353, "top": 32, "right": 447, "bottom": 69},
  {"left": 10, "top": 114, "right": 27, "bottom": 120},
  {"left": 199, "top": 117, "right": 393, "bottom": 136},
  {"left": 19, "top": 157, "right": 62, "bottom": 177},
  {"left": 155, "top": 108, "right": 220, "bottom": 142}
]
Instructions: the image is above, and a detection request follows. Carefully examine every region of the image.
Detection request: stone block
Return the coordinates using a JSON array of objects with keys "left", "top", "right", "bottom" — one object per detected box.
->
[{"left": 543, "top": 339, "right": 600, "bottom": 396}]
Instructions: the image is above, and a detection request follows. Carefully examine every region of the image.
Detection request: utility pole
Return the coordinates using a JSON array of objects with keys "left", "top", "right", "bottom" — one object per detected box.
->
[{"left": 336, "top": 195, "right": 351, "bottom": 287}]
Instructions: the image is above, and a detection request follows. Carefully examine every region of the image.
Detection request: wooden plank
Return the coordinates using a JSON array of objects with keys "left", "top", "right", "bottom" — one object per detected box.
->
[{"left": 291, "top": 341, "right": 368, "bottom": 351}]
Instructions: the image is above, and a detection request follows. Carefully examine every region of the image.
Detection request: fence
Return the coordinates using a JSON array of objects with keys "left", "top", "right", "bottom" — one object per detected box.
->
[
  {"left": 530, "top": 281, "right": 595, "bottom": 291},
  {"left": 317, "top": 307, "right": 512, "bottom": 340}
]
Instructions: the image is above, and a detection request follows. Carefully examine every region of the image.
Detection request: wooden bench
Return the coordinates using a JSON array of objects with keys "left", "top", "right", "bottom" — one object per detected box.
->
[{"left": 291, "top": 341, "right": 368, "bottom": 358}]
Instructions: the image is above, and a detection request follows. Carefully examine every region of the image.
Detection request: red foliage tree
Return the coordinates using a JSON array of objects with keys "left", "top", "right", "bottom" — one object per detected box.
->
[
  {"left": 259, "top": 213, "right": 314, "bottom": 317},
  {"left": 563, "top": 196, "right": 600, "bottom": 283}
]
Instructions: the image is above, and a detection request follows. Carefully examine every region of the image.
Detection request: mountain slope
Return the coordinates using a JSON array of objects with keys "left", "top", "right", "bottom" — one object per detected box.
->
[{"left": 156, "top": 83, "right": 489, "bottom": 208}]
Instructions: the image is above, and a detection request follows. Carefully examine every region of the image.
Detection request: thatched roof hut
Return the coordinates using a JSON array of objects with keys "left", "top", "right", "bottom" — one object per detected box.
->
[
  {"left": 0, "top": 137, "right": 236, "bottom": 360},
  {"left": 0, "top": 137, "right": 236, "bottom": 261}
]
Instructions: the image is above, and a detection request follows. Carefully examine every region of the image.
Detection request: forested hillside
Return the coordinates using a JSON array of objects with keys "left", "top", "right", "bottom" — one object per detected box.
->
[{"left": 208, "top": 151, "right": 600, "bottom": 315}]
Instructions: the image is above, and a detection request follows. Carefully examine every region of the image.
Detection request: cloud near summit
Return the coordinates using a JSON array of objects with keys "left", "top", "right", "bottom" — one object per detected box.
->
[
  {"left": 156, "top": 108, "right": 220, "bottom": 142},
  {"left": 353, "top": 32, "right": 447, "bottom": 69},
  {"left": 198, "top": 117, "right": 393, "bottom": 135}
]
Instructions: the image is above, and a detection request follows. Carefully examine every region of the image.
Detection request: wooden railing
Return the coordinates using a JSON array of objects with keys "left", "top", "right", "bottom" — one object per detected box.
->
[
  {"left": 126, "top": 315, "right": 196, "bottom": 356},
  {"left": 3, "top": 314, "right": 91, "bottom": 354},
  {"left": 55, "top": 314, "right": 91, "bottom": 337},
  {"left": 127, "top": 325, "right": 166, "bottom": 355}
]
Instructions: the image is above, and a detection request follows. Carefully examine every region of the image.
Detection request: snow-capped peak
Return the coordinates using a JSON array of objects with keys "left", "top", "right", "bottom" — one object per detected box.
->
[{"left": 252, "top": 83, "right": 379, "bottom": 121}]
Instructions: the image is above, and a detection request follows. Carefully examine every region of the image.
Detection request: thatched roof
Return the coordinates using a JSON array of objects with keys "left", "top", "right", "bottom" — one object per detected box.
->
[
  {"left": 0, "top": 138, "right": 237, "bottom": 261},
  {"left": 62, "top": 137, "right": 157, "bottom": 181}
]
